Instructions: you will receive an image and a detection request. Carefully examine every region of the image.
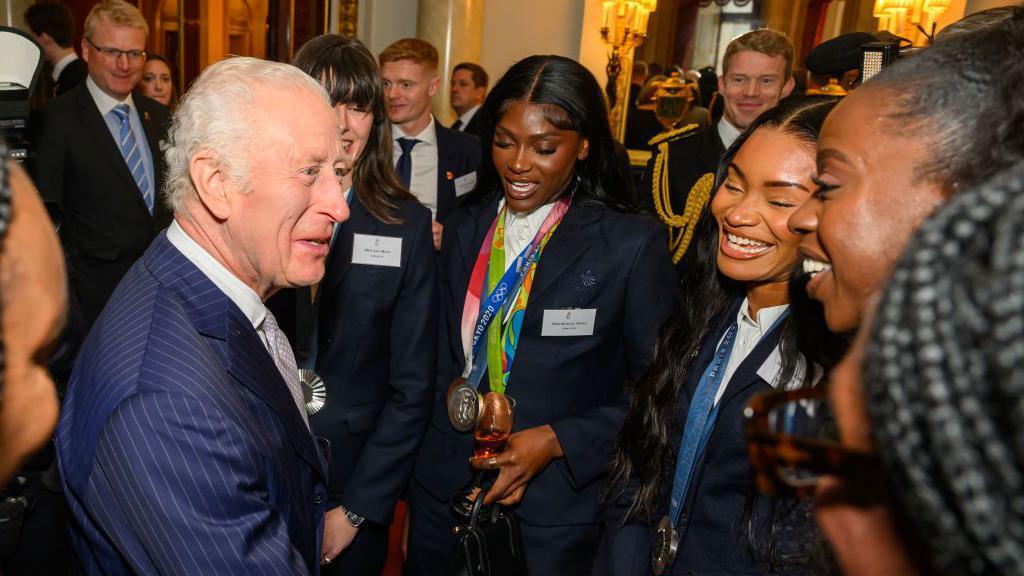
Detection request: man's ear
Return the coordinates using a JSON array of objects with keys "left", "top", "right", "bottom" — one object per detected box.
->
[
  {"left": 428, "top": 75, "right": 440, "bottom": 98},
  {"left": 781, "top": 75, "right": 796, "bottom": 99},
  {"left": 189, "top": 151, "right": 231, "bottom": 220}
]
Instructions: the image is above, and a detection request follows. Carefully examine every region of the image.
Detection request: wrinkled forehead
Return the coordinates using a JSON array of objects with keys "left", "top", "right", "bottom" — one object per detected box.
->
[{"left": 255, "top": 89, "right": 342, "bottom": 165}]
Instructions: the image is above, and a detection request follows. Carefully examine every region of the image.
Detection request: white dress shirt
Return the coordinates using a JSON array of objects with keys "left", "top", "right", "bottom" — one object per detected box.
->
[
  {"left": 713, "top": 298, "right": 789, "bottom": 405},
  {"left": 393, "top": 118, "right": 440, "bottom": 217},
  {"left": 717, "top": 117, "right": 743, "bottom": 150},
  {"left": 52, "top": 52, "right": 78, "bottom": 81},
  {"left": 86, "top": 75, "right": 155, "bottom": 201},
  {"left": 455, "top": 105, "right": 481, "bottom": 132}
]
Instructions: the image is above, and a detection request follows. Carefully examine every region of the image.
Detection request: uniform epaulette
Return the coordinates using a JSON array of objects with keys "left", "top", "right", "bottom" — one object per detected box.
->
[{"left": 647, "top": 123, "right": 700, "bottom": 147}]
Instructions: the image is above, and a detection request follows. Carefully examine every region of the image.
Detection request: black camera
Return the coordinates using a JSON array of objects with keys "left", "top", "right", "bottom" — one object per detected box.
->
[{"left": 0, "top": 26, "right": 44, "bottom": 163}]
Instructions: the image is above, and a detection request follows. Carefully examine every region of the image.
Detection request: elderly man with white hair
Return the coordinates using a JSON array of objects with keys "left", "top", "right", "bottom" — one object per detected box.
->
[{"left": 56, "top": 56, "right": 349, "bottom": 575}]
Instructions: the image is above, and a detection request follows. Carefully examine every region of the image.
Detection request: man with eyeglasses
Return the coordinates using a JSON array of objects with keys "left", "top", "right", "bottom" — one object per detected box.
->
[
  {"left": 31, "top": 0, "right": 172, "bottom": 333},
  {"left": 642, "top": 29, "right": 795, "bottom": 270}
]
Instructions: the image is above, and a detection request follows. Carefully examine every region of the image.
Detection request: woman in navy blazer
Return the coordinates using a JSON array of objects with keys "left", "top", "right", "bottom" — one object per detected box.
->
[
  {"left": 292, "top": 35, "right": 437, "bottom": 574},
  {"left": 602, "top": 96, "right": 846, "bottom": 576},
  {"left": 404, "top": 55, "right": 676, "bottom": 575}
]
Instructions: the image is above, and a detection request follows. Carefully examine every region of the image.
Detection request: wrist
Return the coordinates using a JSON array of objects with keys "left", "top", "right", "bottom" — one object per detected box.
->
[{"left": 543, "top": 424, "right": 564, "bottom": 459}]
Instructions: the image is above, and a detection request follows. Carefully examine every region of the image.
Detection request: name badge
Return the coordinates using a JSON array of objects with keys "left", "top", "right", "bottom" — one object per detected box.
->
[
  {"left": 454, "top": 171, "right": 477, "bottom": 197},
  {"left": 352, "top": 234, "right": 402, "bottom": 268},
  {"left": 541, "top": 309, "right": 597, "bottom": 337}
]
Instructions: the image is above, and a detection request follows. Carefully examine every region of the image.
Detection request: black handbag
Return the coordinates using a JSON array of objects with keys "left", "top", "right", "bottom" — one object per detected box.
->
[{"left": 452, "top": 488, "right": 528, "bottom": 576}]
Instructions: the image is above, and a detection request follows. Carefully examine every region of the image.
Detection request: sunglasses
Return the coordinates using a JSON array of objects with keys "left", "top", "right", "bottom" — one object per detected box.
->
[{"left": 743, "top": 386, "right": 880, "bottom": 497}]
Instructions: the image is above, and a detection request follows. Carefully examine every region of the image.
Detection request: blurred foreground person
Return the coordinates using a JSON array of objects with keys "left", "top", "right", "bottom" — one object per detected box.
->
[
  {"left": 57, "top": 57, "right": 349, "bottom": 575},
  {"left": 0, "top": 149, "right": 65, "bottom": 486},
  {"left": 293, "top": 34, "right": 436, "bottom": 573}
]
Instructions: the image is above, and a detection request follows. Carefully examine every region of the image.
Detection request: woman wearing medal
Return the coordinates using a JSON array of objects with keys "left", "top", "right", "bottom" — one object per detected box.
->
[
  {"left": 404, "top": 55, "right": 675, "bottom": 575},
  {"left": 291, "top": 35, "right": 437, "bottom": 574},
  {"left": 602, "top": 96, "right": 845, "bottom": 576}
]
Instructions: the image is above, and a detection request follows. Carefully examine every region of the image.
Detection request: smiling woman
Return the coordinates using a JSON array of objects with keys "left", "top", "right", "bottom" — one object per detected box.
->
[{"left": 603, "top": 95, "right": 844, "bottom": 576}]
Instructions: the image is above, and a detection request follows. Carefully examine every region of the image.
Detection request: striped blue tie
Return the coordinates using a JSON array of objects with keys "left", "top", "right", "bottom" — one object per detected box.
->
[{"left": 112, "top": 104, "right": 153, "bottom": 214}]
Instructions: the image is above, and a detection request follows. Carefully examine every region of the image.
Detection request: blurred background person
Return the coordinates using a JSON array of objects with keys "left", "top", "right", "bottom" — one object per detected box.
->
[
  {"left": 30, "top": 0, "right": 171, "bottom": 334},
  {"left": 292, "top": 34, "right": 436, "bottom": 574},
  {"left": 449, "top": 62, "right": 488, "bottom": 136},
  {"left": 23, "top": 1, "right": 86, "bottom": 97},
  {"left": 379, "top": 38, "right": 479, "bottom": 250},
  {"left": 605, "top": 96, "right": 842, "bottom": 576},
  {"left": 139, "top": 54, "right": 176, "bottom": 108},
  {"left": 405, "top": 55, "right": 675, "bottom": 575}
]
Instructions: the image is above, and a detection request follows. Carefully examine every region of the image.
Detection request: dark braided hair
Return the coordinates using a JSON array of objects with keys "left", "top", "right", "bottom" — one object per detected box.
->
[{"left": 865, "top": 160, "right": 1024, "bottom": 575}]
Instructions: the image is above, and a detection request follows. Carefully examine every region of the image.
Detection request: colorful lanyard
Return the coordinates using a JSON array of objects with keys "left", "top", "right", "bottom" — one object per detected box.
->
[{"left": 460, "top": 194, "right": 571, "bottom": 394}]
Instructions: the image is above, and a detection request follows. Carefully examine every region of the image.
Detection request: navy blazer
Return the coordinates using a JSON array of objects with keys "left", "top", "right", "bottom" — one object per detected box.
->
[
  {"left": 433, "top": 122, "right": 481, "bottom": 222},
  {"left": 599, "top": 299, "right": 810, "bottom": 576},
  {"left": 412, "top": 193, "right": 676, "bottom": 526},
  {"left": 31, "top": 83, "right": 173, "bottom": 328},
  {"left": 309, "top": 195, "right": 437, "bottom": 525},
  {"left": 57, "top": 233, "right": 329, "bottom": 575}
]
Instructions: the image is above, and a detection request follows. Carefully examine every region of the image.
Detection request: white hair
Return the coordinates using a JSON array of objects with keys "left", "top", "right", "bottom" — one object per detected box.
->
[{"left": 163, "top": 56, "right": 331, "bottom": 214}]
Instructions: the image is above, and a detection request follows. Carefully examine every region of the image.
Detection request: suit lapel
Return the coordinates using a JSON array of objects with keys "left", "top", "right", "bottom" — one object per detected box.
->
[
  {"left": 147, "top": 235, "right": 327, "bottom": 483},
  {"left": 322, "top": 194, "right": 377, "bottom": 297},
  {"left": 528, "top": 203, "right": 597, "bottom": 305},
  {"left": 717, "top": 316, "right": 787, "bottom": 408},
  {"left": 435, "top": 125, "right": 458, "bottom": 219},
  {"left": 136, "top": 94, "right": 170, "bottom": 225}
]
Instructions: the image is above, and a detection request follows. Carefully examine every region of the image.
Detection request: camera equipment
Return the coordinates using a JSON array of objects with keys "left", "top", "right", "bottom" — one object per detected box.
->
[
  {"left": 0, "top": 26, "right": 44, "bottom": 162},
  {"left": 805, "top": 31, "right": 914, "bottom": 87}
]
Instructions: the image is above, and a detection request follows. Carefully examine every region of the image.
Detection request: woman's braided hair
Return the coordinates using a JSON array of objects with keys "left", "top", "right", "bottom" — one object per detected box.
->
[{"left": 865, "top": 160, "right": 1024, "bottom": 575}]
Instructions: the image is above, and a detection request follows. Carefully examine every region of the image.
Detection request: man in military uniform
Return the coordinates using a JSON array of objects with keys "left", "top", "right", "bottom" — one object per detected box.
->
[{"left": 643, "top": 29, "right": 795, "bottom": 266}]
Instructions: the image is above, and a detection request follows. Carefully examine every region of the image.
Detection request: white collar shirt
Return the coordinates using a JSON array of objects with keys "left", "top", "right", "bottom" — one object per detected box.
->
[
  {"left": 393, "top": 117, "right": 439, "bottom": 218},
  {"left": 717, "top": 116, "right": 743, "bottom": 150},
  {"left": 456, "top": 105, "right": 481, "bottom": 131},
  {"left": 86, "top": 75, "right": 155, "bottom": 201},
  {"left": 713, "top": 298, "right": 789, "bottom": 405},
  {"left": 52, "top": 52, "right": 78, "bottom": 81}
]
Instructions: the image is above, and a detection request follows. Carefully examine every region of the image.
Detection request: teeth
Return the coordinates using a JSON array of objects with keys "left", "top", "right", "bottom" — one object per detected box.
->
[
  {"left": 802, "top": 258, "right": 832, "bottom": 276},
  {"left": 509, "top": 181, "right": 536, "bottom": 192},
  {"left": 725, "top": 233, "right": 770, "bottom": 254}
]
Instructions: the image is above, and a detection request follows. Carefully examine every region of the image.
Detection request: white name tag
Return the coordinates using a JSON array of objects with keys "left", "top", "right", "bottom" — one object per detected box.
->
[
  {"left": 351, "top": 234, "right": 402, "bottom": 268},
  {"left": 454, "top": 171, "right": 477, "bottom": 197},
  {"left": 541, "top": 309, "right": 597, "bottom": 337}
]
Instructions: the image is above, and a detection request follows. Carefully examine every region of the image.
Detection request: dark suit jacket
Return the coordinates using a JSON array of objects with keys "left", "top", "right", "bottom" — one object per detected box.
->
[
  {"left": 457, "top": 110, "right": 481, "bottom": 138},
  {"left": 599, "top": 300, "right": 816, "bottom": 576},
  {"left": 412, "top": 194, "right": 675, "bottom": 526},
  {"left": 55, "top": 57, "right": 87, "bottom": 96},
  {"left": 31, "top": 82, "right": 172, "bottom": 328},
  {"left": 433, "top": 122, "right": 481, "bottom": 222},
  {"left": 309, "top": 194, "right": 437, "bottom": 526},
  {"left": 57, "top": 233, "right": 329, "bottom": 575}
]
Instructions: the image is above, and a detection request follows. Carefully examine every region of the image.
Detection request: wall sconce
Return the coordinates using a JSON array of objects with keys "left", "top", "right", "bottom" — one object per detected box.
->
[
  {"left": 873, "top": 0, "right": 949, "bottom": 44},
  {"left": 600, "top": 0, "right": 656, "bottom": 142}
]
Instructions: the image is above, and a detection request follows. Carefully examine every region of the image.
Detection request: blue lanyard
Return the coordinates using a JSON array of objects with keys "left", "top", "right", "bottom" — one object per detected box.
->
[
  {"left": 465, "top": 233, "right": 544, "bottom": 389},
  {"left": 667, "top": 309, "right": 790, "bottom": 528}
]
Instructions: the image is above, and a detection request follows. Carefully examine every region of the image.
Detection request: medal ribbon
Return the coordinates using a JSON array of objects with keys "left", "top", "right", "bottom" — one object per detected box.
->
[{"left": 460, "top": 194, "right": 571, "bottom": 394}]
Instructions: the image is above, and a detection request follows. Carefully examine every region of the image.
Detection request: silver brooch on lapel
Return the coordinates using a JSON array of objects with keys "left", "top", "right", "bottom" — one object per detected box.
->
[{"left": 300, "top": 369, "right": 327, "bottom": 415}]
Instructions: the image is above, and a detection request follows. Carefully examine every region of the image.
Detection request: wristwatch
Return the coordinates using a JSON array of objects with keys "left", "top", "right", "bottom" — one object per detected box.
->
[{"left": 342, "top": 506, "right": 365, "bottom": 529}]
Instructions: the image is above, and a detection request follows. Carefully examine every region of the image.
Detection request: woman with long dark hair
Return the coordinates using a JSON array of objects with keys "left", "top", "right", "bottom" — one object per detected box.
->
[
  {"left": 405, "top": 55, "right": 675, "bottom": 575},
  {"left": 604, "top": 95, "right": 843, "bottom": 576},
  {"left": 292, "top": 35, "right": 436, "bottom": 574}
]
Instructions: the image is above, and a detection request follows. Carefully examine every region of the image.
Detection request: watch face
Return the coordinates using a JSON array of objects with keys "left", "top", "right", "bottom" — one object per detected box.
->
[{"left": 651, "top": 516, "right": 678, "bottom": 575}]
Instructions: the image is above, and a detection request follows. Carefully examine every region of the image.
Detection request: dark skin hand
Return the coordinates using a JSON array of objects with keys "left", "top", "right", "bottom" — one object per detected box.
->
[{"left": 469, "top": 424, "right": 564, "bottom": 506}]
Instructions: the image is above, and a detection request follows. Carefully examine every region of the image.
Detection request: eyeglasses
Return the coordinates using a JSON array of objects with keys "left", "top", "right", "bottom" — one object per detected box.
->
[
  {"left": 743, "top": 386, "right": 880, "bottom": 497},
  {"left": 86, "top": 37, "right": 146, "bottom": 62}
]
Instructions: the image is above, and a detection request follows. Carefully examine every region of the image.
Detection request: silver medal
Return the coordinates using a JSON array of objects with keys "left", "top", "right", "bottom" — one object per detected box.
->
[
  {"left": 446, "top": 377, "right": 482, "bottom": 432},
  {"left": 300, "top": 369, "right": 327, "bottom": 416},
  {"left": 651, "top": 515, "right": 679, "bottom": 575}
]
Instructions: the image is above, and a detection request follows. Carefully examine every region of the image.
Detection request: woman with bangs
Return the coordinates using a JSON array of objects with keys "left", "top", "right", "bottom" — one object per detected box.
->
[
  {"left": 292, "top": 35, "right": 437, "bottom": 574},
  {"left": 404, "top": 55, "right": 675, "bottom": 575},
  {"left": 603, "top": 95, "right": 844, "bottom": 576}
]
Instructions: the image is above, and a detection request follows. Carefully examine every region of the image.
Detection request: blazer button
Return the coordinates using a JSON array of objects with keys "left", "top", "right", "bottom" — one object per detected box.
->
[{"left": 313, "top": 492, "right": 325, "bottom": 505}]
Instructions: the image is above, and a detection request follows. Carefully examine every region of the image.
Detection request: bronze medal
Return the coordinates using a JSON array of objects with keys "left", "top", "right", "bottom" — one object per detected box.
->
[
  {"left": 651, "top": 515, "right": 679, "bottom": 575},
  {"left": 446, "top": 377, "right": 482, "bottom": 432},
  {"left": 299, "top": 369, "right": 327, "bottom": 415}
]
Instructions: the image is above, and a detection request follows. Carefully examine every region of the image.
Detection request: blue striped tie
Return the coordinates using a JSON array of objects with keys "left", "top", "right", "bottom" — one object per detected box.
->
[{"left": 112, "top": 104, "right": 153, "bottom": 214}]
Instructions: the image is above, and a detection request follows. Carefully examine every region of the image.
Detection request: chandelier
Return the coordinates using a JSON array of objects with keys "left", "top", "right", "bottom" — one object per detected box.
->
[{"left": 873, "top": 0, "right": 950, "bottom": 43}]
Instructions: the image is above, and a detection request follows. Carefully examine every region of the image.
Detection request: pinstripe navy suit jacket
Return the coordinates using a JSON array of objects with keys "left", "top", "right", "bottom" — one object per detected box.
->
[{"left": 57, "top": 232, "right": 329, "bottom": 575}]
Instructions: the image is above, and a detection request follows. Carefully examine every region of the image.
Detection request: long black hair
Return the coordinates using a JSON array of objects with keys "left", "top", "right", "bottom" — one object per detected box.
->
[
  {"left": 610, "top": 95, "right": 843, "bottom": 521},
  {"left": 293, "top": 34, "right": 415, "bottom": 224},
  {"left": 466, "top": 55, "right": 636, "bottom": 211}
]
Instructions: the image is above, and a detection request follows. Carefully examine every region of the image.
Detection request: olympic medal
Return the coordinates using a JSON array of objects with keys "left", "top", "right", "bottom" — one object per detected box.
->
[
  {"left": 446, "top": 377, "right": 482, "bottom": 432},
  {"left": 651, "top": 515, "right": 679, "bottom": 575}
]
